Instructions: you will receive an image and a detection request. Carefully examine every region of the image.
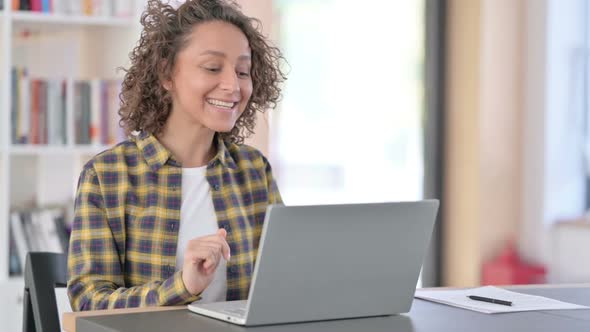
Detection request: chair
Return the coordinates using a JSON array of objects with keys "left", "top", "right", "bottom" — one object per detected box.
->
[{"left": 23, "top": 252, "right": 68, "bottom": 332}]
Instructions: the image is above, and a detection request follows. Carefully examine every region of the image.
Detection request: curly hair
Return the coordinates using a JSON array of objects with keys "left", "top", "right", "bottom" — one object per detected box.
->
[{"left": 118, "top": 0, "right": 286, "bottom": 144}]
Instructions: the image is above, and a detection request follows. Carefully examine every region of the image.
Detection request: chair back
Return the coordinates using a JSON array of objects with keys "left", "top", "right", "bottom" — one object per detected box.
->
[{"left": 23, "top": 252, "right": 68, "bottom": 332}]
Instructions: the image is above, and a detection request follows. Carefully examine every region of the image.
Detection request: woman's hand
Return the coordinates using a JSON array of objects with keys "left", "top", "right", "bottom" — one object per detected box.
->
[{"left": 181, "top": 228, "right": 231, "bottom": 296}]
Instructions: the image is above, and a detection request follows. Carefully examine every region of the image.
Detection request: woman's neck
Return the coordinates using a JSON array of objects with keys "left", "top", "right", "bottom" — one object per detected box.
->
[{"left": 157, "top": 119, "right": 216, "bottom": 168}]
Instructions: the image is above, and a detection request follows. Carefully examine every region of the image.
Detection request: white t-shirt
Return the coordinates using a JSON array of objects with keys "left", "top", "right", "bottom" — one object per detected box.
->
[{"left": 175, "top": 165, "right": 227, "bottom": 303}]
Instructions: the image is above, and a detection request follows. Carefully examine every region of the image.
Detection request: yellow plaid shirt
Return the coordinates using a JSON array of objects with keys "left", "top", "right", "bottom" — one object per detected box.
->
[{"left": 67, "top": 133, "right": 282, "bottom": 311}]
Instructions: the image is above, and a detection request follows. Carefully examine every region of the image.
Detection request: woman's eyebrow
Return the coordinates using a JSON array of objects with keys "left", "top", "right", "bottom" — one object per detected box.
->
[{"left": 199, "top": 50, "right": 251, "bottom": 61}]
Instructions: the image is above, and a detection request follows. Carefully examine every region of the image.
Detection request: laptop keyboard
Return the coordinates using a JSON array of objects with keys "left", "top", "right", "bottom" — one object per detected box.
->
[
  {"left": 221, "top": 308, "right": 247, "bottom": 318},
  {"left": 219, "top": 302, "right": 247, "bottom": 318}
]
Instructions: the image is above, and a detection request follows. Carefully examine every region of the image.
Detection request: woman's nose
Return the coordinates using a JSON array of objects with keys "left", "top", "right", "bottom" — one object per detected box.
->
[{"left": 219, "top": 69, "right": 240, "bottom": 92}]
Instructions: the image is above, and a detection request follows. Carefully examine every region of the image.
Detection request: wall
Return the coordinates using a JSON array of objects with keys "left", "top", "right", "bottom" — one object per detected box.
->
[
  {"left": 239, "top": 0, "right": 274, "bottom": 157},
  {"left": 444, "top": 0, "right": 525, "bottom": 286},
  {"left": 444, "top": 0, "right": 482, "bottom": 287},
  {"left": 521, "top": 0, "right": 587, "bottom": 278},
  {"left": 479, "top": 0, "right": 524, "bottom": 268}
]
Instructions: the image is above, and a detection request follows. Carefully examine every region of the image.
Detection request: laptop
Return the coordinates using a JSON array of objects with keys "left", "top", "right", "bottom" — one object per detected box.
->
[{"left": 188, "top": 200, "right": 439, "bottom": 326}]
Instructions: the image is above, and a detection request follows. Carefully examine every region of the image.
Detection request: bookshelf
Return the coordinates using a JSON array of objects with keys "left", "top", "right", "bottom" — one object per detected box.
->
[
  {"left": 11, "top": 10, "right": 137, "bottom": 27},
  {"left": 0, "top": 1, "right": 143, "bottom": 328}
]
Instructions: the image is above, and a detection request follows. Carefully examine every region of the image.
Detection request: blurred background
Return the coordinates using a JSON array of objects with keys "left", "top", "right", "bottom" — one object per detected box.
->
[{"left": 1, "top": 0, "right": 589, "bottom": 330}]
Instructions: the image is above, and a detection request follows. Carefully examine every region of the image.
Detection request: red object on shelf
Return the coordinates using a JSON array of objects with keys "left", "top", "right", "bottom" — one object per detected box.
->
[{"left": 481, "top": 242, "right": 546, "bottom": 285}]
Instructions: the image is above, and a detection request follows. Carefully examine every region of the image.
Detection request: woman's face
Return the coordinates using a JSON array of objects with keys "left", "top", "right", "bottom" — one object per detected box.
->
[{"left": 165, "top": 20, "right": 253, "bottom": 133}]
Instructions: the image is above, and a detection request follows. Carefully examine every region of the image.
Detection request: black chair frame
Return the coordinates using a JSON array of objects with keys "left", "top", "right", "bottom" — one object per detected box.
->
[{"left": 23, "top": 252, "right": 68, "bottom": 332}]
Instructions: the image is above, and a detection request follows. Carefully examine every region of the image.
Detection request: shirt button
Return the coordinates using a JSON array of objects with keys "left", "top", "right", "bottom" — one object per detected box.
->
[
  {"left": 171, "top": 185, "right": 179, "bottom": 191},
  {"left": 168, "top": 224, "right": 175, "bottom": 231},
  {"left": 213, "top": 184, "right": 220, "bottom": 191},
  {"left": 229, "top": 266, "right": 237, "bottom": 273}
]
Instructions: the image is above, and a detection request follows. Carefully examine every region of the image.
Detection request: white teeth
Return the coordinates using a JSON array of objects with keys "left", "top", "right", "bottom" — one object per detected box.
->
[{"left": 207, "top": 99, "right": 235, "bottom": 109}]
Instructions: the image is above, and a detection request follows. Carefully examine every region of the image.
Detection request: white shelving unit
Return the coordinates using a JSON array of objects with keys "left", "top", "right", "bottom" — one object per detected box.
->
[
  {"left": 11, "top": 10, "right": 137, "bottom": 26},
  {"left": 0, "top": 1, "right": 143, "bottom": 329}
]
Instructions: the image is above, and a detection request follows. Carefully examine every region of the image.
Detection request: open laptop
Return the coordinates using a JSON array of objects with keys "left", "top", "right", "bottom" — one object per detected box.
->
[{"left": 188, "top": 200, "right": 439, "bottom": 326}]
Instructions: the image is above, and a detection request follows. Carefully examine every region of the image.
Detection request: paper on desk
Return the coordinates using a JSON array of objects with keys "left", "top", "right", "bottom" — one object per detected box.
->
[{"left": 414, "top": 286, "right": 589, "bottom": 314}]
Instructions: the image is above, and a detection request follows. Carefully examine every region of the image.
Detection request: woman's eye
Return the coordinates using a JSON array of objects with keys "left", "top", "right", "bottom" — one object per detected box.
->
[
  {"left": 237, "top": 71, "right": 250, "bottom": 78},
  {"left": 204, "top": 67, "right": 220, "bottom": 72}
]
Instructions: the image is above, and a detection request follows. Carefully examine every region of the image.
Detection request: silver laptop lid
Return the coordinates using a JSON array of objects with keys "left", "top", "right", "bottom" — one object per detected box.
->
[{"left": 245, "top": 200, "right": 439, "bottom": 325}]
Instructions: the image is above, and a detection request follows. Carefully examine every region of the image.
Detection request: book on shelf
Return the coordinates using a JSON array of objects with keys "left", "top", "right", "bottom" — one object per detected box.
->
[
  {"left": 8, "top": 226, "right": 22, "bottom": 276},
  {"left": 14, "top": 0, "right": 30, "bottom": 11},
  {"left": 11, "top": 67, "right": 125, "bottom": 146},
  {"left": 11, "top": 0, "right": 135, "bottom": 17},
  {"left": 73, "top": 79, "right": 125, "bottom": 145},
  {"left": 9, "top": 206, "right": 70, "bottom": 276},
  {"left": 12, "top": 67, "right": 67, "bottom": 145}
]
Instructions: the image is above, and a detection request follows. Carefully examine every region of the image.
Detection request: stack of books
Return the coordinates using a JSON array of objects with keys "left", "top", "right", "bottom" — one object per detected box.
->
[
  {"left": 73, "top": 79, "right": 125, "bottom": 145},
  {"left": 11, "top": 67, "right": 126, "bottom": 146},
  {"left": 9, "top": 206, "right": 70, "bottom": 275},
  {"left": 11, "top": 67, "right": 67, "bottom": 145}
]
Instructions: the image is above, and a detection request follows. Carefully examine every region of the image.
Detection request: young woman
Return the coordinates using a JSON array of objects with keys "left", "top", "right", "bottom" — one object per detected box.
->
[{"left": 67, "top": 0, "right": 286, "bottom": 310}]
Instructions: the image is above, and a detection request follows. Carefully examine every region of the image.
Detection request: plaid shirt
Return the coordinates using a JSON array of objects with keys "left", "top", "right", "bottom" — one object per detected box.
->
[{"left": 67, "top": 133, "right": 282, "bottom": 311}]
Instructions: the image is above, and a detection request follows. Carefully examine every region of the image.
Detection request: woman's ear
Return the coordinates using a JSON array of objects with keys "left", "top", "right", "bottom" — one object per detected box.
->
[
  {"left": 162, "top": 80, "right": 172, "bottom": 91},
  {"left": 159, "top": 60, "right": 172, "bottom": 91}
]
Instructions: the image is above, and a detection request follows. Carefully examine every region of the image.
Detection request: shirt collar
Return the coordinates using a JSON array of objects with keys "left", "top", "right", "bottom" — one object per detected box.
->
[
  {"left": 135, "top": 132, "right": 237, "bottom": 172},
  {"left": 210, "top": 134, "right": 238, "bottom": 171}
]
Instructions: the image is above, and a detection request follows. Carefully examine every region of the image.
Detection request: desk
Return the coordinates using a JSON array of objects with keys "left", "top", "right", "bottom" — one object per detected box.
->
[{"left": 64, "top": 285, "right": 590, "bottom": 332}]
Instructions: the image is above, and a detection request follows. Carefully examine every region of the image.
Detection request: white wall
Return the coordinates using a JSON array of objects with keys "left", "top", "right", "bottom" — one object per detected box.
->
[{"left": 521, "top": 0, "right": 587, "bottom": 280}]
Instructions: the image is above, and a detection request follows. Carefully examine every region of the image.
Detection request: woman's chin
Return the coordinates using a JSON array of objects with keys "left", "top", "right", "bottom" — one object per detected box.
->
[{"left": 209, "top": 123, "right": 237, "bottom": 133}]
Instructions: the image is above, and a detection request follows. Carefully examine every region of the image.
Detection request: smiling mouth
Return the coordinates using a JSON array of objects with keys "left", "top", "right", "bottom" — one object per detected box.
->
[{"left": 207, "top": 98, "right": 237, "bottom": 109}]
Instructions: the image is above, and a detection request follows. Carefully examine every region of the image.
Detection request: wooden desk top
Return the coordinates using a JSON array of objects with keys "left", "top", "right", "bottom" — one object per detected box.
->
[
  {"left": 63, "top": 305, "right": 186, "bottom": 332},
  {"left": 63, "top": 283, "right": 590, "bottom": 332}
]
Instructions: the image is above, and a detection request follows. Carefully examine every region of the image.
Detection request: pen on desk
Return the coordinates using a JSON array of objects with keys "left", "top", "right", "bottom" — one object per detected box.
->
[{"left": 467, "top": 295, "right": 513, "bottom": 306}]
